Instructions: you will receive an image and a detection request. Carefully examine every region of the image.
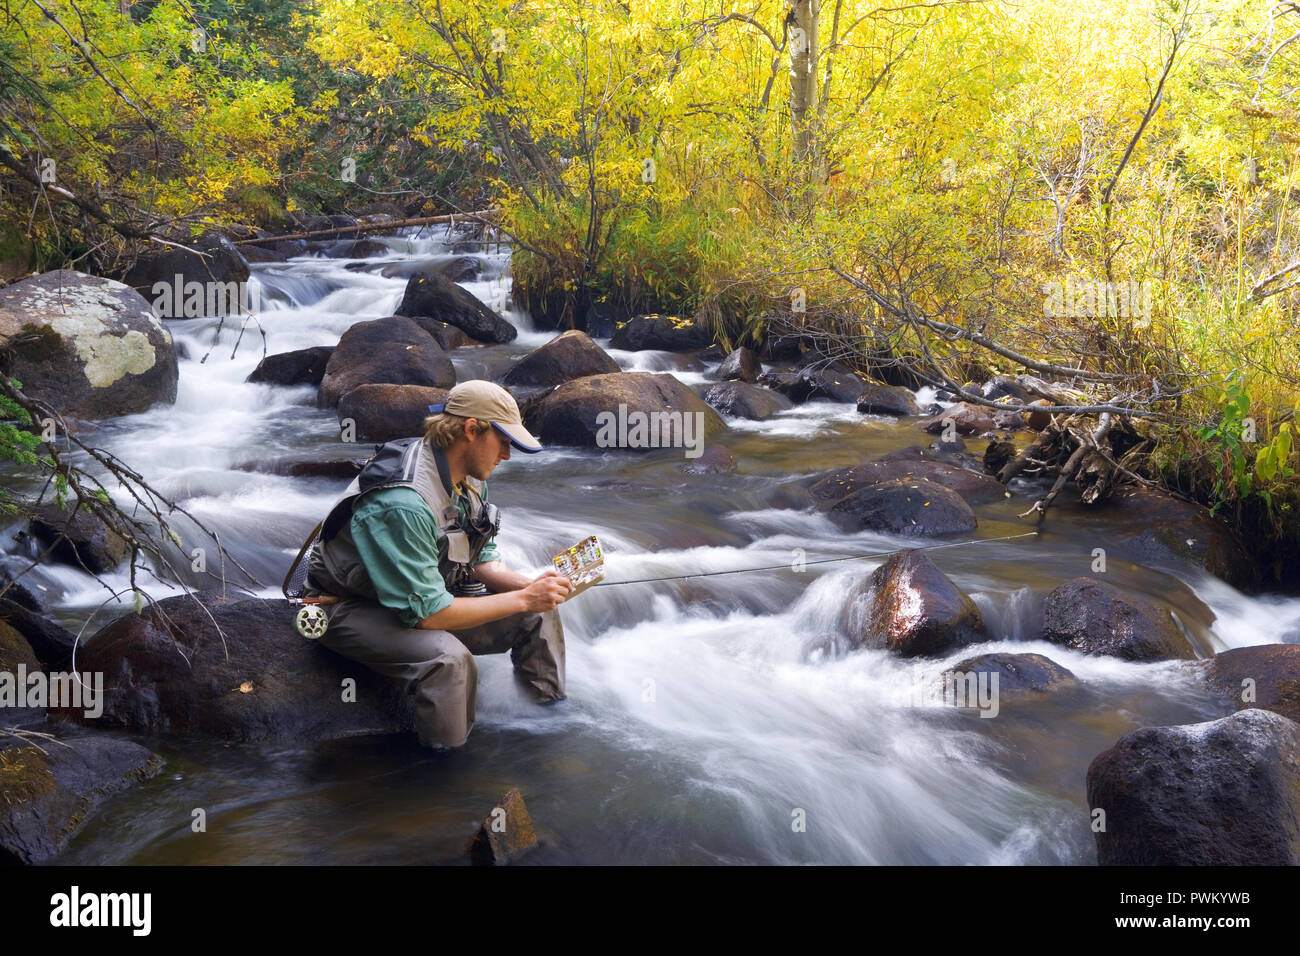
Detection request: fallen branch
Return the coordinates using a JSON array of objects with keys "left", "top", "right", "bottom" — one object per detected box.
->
[{"left": 236, "top": 210, "right": 501, "bottom": 245}]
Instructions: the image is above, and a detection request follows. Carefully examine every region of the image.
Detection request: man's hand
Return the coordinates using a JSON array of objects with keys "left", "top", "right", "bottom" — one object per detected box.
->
[{"left": 519, "top": 569, "right": 572, "bottom": 611}]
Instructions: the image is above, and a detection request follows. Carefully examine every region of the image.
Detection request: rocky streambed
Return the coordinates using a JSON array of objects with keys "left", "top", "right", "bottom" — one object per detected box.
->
[{"left": 2, "top": 223, "right": 1299, "bottom": 865}]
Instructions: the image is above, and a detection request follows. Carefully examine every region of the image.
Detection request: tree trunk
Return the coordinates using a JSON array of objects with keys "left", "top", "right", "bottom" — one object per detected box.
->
[{"left": 789, "top": 0, "right": 824, "bottom": 184}]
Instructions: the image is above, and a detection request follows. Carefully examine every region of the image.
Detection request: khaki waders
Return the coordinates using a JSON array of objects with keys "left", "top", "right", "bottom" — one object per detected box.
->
[{"left": 318, "top": 598, "right": 566, "bottom": 748}]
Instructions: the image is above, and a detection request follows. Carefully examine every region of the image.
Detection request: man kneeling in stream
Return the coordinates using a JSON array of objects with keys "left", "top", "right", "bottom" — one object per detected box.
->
[{"left": 302, "top": 380, "right": 572, "bottom": 749}]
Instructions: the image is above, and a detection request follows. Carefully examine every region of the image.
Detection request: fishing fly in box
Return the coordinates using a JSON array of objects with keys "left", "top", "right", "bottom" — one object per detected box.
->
[{"left": 552, "top": 535, "right": 605, "bottom": 597}]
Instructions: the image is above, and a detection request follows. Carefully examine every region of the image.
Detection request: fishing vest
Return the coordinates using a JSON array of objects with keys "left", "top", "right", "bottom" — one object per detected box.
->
[{"left": 301, "top": 437, "right": 494, "bottom": 604}]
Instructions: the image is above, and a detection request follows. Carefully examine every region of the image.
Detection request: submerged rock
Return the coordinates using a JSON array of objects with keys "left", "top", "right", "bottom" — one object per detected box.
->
[
  {"left": 810, "top": 457, "right": 1005, "bottom": 507},
  {"left": 469, "top": 787, "right": 539, "bottom": 865},
  {"left": 829, "top": 478, "right": 978, "bottom": 536},
  {"left": 0, "top": 733, "right": 162, "bottom": 865},
  {"left": 1087, "top": 709, "right": 1300, "bottom": 865}
]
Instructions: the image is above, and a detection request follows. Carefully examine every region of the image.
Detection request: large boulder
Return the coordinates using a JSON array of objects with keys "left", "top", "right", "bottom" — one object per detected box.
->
[
  {"left": 338, "top": 384, "right": 449, "bottom": 443},
  {"left": 0, "top": 733, "right": 162, "bottom": 865},
  {"left": 395, "top": 270, "right": 516, "bottom": 344},
  {"left": 857, "top": 383, "right": 921, "bottom": 417},
  {"left": 609, "top": 314, "right": 712, "bottom": 352},
  {"left": 122, "top": 232, "right": 250, "bottom": 317},
  {"left": 845, "top": 550, "right": 990, "bottom": 657},
  {"left": 0, "top": 270, "right": 177, "bottom": 418},
  {"left": 702, "top": 381, "right": 793, "bottom": 420},
  {"left": 524, "top": 372, "right": 725, "bottom": 449},
  {"left": 717, "top": 347, "right": 761, "bottom": 383},
  {"left": 502, "top": 330, "right": 620, "bottom": 388},
  {"left": 68, "top": 589, "right": 416, "bottom": 742},
  {"left": 317, "top": 316, "right": 456, "bottom": 408},
  {"left": 1087, "top": 709, "right": 1300, "bottom": 865},
  {"left": 810, "top": 458, "right": 1005, "bottom": 507},
  {"left": 1100, "top": 487, "right": 1256, "bottom": 591},
  {"left": 1201, "top": 644, "right": 1300, "bottom": 723},
  {"left": 921, "top": 403, "right": 995, "bottom": 435},
  {"left": 829, "top": 478, "right": 978, "bottom": 536},
  {"left": 246, "top": 346, "right": 334, "bottom": 386},
  {"left": 28, "top": 501, "right": 129, "bottom": 574},
  {"left": 1041, "top": 577, "right": 1197, "bottom": 662}
]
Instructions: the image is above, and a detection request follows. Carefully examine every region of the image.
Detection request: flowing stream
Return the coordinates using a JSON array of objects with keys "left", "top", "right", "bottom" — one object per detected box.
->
[{"left": 6, "top": 226, "right": 1300, "bottom": 865}]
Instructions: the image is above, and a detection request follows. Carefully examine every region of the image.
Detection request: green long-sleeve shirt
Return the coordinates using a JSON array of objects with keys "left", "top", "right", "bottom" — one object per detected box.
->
[{"left": 350, "top": 484, "right": 501, "bottom": 627}]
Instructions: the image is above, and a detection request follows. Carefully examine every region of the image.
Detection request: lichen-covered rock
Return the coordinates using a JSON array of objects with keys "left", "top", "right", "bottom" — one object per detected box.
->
[{"left": 0, "top": 270, "right": 177, "bottom": 417}]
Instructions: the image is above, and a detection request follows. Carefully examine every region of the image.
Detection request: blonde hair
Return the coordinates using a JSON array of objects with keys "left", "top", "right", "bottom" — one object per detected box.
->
[{"left": 423, "top": 412, "right": 491, "bottom": 449}]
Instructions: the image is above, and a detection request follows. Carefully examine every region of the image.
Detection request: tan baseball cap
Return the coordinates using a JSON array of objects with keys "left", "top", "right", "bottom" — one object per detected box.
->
[{"left": 428, "top": 380, "right": 543, "bottom": 453}]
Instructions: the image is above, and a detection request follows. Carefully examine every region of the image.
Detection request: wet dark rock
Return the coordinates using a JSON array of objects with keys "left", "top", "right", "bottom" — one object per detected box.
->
[
  {"left": 246, "top": 345, "right": 334, "bottom": 386},
  {"left": 68, "top": 589, "right": 417, "bottom": 741},
  {"left": 400, "top": 315, "right": 477, "bottom": 351},
  {"left": 502, "top": 330, "right": 620, "bottom": 388},
  {"left": 1201, "top": 644, "right": 1300, "bottom": 724},
  {"left": 1087, "top": 708, "right": 1300, "bottom": 865},
  {"left": 983, "top": 439, "right": 1017, "bottom": 476},
  {"left": 317, "top": 316, "right": 456, "bottom": 408},
  {"left": 0, "top": 733, "right": 163, "bottom": 865},
  {"left": 609, "top": 314, "right": 713, "bottom": 352},
  {"left": 829, "top": 478, "right": 978, "bottom": 536},
  {"left": 811, "top": 457, "right": 1005, "bottom": 507},
  {"left": 856, "top": 383, "right": 920, "bottom": 417},
  {"left": 761, "top": 365, "right": 871, "bottom": 404},
  {"left": 1100, "top": 487, "right": 1256, "bottom": 592},
  {"left": 233, "top": 456, "right": 365, "bottom": 480},
  {"left": 29, "top": 502, "right": 129, "bottom": 575},
  {"left": 239, "top": 244, "right": 287, "bottom": 264},
  {"left": 928, "top": 435, "right": 969, "bottom": 458},
  {"left": 832, "top": 478, "right": 977, "bottom": 538},
  {"left": 395, "top": 270, "right": 515, "bottom": 344},
  {"left": 0, "top": 571, "right": 76, "bottom": 670},
  {"left": 524, "top": 372, "right": 725, "bottom": 449},
  {"left": 377, "top": 256, "right": 481, "bottom": 283},
  {"left": 982, "top": 376, "right": 1036, "bottom": 403},
  {"left": 921, "top": 403, "right": 995, "bottom": 435},
  {"left": 334, "top": 239, "right": 390, "bottom": 259},
  {"left": 0, "top": 270, "right": 178, "bottom": 418},
  {"left": 678, "top": 444, "right": 736, "bottom": 475},
  {"left": 338, "top": 384, "right": 449, "bottom": 443},
  {"left": 122, "top": 232, "right": 249, "bottom": 317},
  {"left": 991, "top": 409, "right": 1023, "bottom": 431},
  {"left": 846, "top": 550, "right": 989, "bottom": 657},
  {"left": 469, "top": 787, "right": 538, "bottom": 865},
  {"left": 947, "top": 652, "right": 1079, "bottom": 701},
  {"left": 717, "top": 347, "right": 761, "bottom": 383},
  {"left": 702, "top": 381, "right": 793, "bottom": 420},
  {"left": 1041, "top": 577, "right": 1196, "bottom": 661}
]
